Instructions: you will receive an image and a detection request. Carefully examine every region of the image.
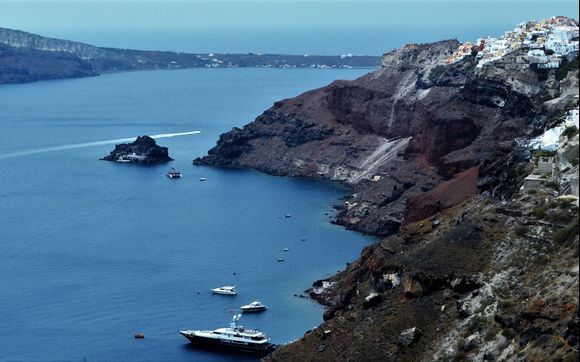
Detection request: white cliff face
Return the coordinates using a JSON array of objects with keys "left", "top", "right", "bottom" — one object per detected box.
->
[
  {"left": 557, "top": 133, "right": 579, "bottom": 173},
  {"left": 0, "top": 27, "right": 112, "bottom": 60}
]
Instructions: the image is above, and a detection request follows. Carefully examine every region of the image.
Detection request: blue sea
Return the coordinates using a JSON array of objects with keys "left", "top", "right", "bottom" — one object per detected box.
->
[{"left": 0, "top": 68, "right": 375, "bottom": 361}]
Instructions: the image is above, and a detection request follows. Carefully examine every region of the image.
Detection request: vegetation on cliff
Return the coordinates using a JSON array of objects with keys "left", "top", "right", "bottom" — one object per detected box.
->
[{"left": 195, "top": 21, "right": 579, "bottom": 361}]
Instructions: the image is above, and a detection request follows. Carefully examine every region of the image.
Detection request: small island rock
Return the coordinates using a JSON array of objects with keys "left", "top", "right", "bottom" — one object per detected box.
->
[{"left": 101, "top": 135, "right": 173, "bottom": 164}]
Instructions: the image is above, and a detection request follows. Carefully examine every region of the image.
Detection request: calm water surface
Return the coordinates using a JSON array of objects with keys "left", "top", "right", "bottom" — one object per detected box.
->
[{"left": 0, "top": 68, "right": 375, "bottom": 361}]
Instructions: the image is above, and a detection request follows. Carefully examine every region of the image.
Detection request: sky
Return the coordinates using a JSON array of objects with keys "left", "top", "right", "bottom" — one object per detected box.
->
[{"left": 0, "top": 1, "right": 578, "bottom": 55}]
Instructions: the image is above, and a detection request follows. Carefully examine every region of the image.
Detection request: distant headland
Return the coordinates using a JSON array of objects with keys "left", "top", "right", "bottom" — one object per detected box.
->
[{"left": 0, "top": 27, "right": 380, "bottom": 85}]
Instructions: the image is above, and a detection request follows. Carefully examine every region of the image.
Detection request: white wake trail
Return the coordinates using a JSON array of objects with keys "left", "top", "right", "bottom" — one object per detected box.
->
[{"left": 0, "top": 130, "right": 201, "bottom": 160}]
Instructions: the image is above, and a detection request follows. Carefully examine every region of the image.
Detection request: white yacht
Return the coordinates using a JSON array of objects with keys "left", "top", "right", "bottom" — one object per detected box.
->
[
  {"left": 166, "top": 168, "right": 182, "bottom": 178},
  {"left": 179, "top": 314, "right": 275, "bottom": 354},
  {"left": 240, "top": 301, "right": 268, "bottom": 313},
  {"left": 211, "top": 286, "right": 237, "bottom": 295}
]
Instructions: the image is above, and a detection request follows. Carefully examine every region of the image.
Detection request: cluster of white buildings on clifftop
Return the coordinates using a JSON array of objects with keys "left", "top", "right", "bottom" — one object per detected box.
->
[{"left": 445, "top": 16, "right": 579, "bottom": 68}]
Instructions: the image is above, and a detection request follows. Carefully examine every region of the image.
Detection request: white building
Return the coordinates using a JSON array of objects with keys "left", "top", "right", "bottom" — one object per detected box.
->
[{"left": 565, "top": 109, "right": 579, "bottom": 129}]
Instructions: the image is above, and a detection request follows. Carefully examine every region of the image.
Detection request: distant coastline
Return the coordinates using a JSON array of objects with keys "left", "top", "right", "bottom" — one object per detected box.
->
[{"left": 0, "top": 27, "right": 380, "bottom": 85}]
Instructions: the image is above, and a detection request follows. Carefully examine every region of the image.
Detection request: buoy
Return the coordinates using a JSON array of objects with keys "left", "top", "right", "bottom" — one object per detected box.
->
[{"left": 134, "top": 332, "right": 145, "bottom": 339}]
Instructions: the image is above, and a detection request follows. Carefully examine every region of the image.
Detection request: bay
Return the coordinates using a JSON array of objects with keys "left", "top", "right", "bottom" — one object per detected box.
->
[{"left": 0, "top": 68, "right": 375, "bottom": 361}]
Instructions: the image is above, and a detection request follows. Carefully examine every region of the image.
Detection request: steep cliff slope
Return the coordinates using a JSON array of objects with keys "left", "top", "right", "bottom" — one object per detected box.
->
[
  {"left": 194, "top": 29, "right": 579, "bottom": 360},
  {"left": 0, "top": 43, "right": 97, "bottom": 83},
  {"left": 194, "top": 40, "right": 577, "bottom": 236}
]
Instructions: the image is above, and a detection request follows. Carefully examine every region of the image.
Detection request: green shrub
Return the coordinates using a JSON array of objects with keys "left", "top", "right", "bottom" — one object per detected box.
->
[
  {"left": 465, "top": 315, "right": 488, "bottom": 335},
  {"left": 457, "top": 337, "right": 466, "bottom": 351},
  {"left": 556, "top": 56, "right": 579, "bottom": 81},
  {"left": 545, "top": 181, "right": 560, "bottom": 191},
  {"left": 540, "top": 93, "right": 554, "bottom": 103},
  {"left": 533, "top": 150, "right": 557, "bottom": 158},
  {"left": 533, "top": 205, "right": 548, "bottom": 219},
  {"left": 500, "top": 299, "right": 515, "bottom": 309},
  {"left": 562, "top": 126, "right": 578, "bottom": 139},
  {"left": 501, "top": 328, "right": 517, "bottom": 340},
  {"left": 429, "top": 65, "right": 447, "bottom": 81},
  {"left": 453, "top": 351, "right": 467, "bottom": 361},
  {"left": 484, "top": 326, "right": 498, "bottom": 341},
  {"left": 535, "top": 67, "right": 550, "bottom": 82},
  {"left": 515, "top": 225, "right": 529, "bottom": 237},
  {"left": 558, "top": 199, "right": 572, "bottom": 209},
  {"left": 517, "top": 164, "right": 531, "bottom": 176},
  {"left": 553, "top": 216, "right": 579, "bottom": 245},
  {"left": 547, "top": 211, "right": 573, "bottom": 224}
]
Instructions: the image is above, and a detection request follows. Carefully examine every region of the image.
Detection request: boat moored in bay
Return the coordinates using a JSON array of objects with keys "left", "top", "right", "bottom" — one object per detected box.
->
[
  {"left": 240, "top": 301, "right": 268, "bottom": 313},
  {"left": 166, "top": 168, "right": 182, "bottom": 178},
  {"left": 179, "top": 314, "right": 276, "bottom": 355},
  {"left": 211, "top": 285, "right": 237, "bottom": 295}
]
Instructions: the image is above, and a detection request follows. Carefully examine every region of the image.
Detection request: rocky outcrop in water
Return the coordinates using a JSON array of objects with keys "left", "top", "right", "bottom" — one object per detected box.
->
[{"left": 101, "top": 136, "right": 173, "bottom": 164}]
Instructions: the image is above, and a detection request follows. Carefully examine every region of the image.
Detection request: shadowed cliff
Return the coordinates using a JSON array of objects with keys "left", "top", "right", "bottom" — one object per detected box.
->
[
  {"left": 195, "top": 39, "right": 578, "bottom": 236},
  {"left": 194, "top": 34, "right": 579, "bottom": 361}
]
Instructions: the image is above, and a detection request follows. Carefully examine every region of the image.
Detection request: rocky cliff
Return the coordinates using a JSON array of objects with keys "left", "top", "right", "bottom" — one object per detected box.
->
[
  {"left": 194, "top": 40, "right": 577, "bottom": 236},
  {"left": 0, "top": 27, "right": 380, "bottom": 84},
  {"left": 194, "top": 35, "right": 579, "bottom": 360}
]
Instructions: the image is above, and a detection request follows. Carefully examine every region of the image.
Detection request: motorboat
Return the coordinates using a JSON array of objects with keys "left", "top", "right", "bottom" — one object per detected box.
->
[
  {"left": 211, "top": 286, "right": 237, "bottom": 295},
  {"left": 166, "top": 168, "right": 182, "bottom": 178},
  {"left": 179, "top": 314, "right": 275, "bottom": 355},
  {"left": 240, "top": 301, "right": 268, "bottom": 313}
]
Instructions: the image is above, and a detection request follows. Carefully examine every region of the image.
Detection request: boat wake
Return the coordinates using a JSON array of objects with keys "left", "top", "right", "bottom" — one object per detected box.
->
[{"left": 0, "top": 130, "right": 201, "bottom": 160}]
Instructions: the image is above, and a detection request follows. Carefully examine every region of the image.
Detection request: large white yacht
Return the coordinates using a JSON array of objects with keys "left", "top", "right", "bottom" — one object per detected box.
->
[{"left": 179, "top": 314, "right": 275, "bottom": 354}]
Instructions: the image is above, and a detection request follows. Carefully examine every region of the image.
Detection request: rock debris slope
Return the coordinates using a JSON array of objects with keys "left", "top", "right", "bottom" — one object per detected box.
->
[
  {"left": 195, "top": 39, "right": 575, "bottom": 236},
  {"left": 195, "top": 21, "right": 579, "bottom": 361}
]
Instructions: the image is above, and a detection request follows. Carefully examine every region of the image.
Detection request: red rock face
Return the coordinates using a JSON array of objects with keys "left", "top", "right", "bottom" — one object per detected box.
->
[
  {"left": 194, "top": 40, "right": 573, "bottom": 234},
  {"left": 404, "top": 166, "right": 479, "bottom": 224}
]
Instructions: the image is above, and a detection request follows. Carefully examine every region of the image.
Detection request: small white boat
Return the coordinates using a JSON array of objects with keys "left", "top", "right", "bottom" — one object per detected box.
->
[
  {"left": 166, "top": 168, "right": 182, "bottom": 178},
  {"left": 200, "top": 177, "right": 207, "bottom": 181},
  {"left": 211, "top": 286, "right": 237, "bottom": 295},
  {"left": 240, "top": 301, "right": 268, "bottom": 313},
  {"left": 283, "top": 248, "right": 289, "bottom": 252}
]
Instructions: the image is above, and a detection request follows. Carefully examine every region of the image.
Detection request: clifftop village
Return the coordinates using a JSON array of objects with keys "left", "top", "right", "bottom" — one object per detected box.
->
[
  {"left": 444, "top": 16, "right": 580, "bottom": 203},
  {"left": 445, "top": 16, "right": 579, "bottom": 68}
]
